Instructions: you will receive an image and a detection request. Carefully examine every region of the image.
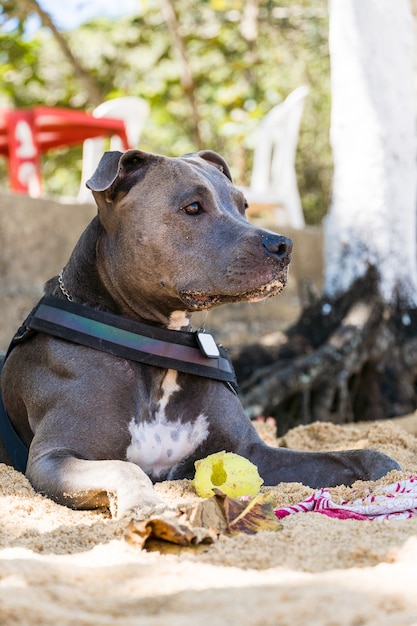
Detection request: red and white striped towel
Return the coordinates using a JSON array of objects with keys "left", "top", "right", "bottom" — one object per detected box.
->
[{"left": 274, "top": 476, "right": 417, "bottom": 521}]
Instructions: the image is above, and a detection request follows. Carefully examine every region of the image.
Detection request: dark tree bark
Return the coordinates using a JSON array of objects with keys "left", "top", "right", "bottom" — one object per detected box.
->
[{"left": 233, "top": 268, "right": 417, "bottom": 435}]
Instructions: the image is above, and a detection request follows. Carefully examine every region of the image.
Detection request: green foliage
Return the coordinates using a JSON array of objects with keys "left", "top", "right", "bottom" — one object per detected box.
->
[{"left": 0, "top": 0, "right": 331, "bottom": 223}]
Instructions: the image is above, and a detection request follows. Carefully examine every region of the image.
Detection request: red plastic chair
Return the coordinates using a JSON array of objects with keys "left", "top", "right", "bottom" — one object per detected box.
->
[{"left": 0, "top": 106, "right": 130, "bottom": 196}]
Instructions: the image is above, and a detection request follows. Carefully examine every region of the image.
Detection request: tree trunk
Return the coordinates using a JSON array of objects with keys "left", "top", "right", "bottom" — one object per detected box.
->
[
  {"left": 235, "top": 0, "right": 417, "bottom": 433},
  {"left": 324, "top": 0, "right": 417, "bottom": 306},
  {"left": 160, "top": 0, "right": 203, "bottom": 150}
]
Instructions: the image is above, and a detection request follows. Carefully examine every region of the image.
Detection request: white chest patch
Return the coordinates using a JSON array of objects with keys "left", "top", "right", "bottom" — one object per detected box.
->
[{"left": 126, "top": 369, "right": 209, "bottom": 479}]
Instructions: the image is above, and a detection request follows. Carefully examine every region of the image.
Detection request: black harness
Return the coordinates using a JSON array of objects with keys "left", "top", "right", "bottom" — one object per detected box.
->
[{"left": 0, "top": 295, "right": 237, "bottom": 474}]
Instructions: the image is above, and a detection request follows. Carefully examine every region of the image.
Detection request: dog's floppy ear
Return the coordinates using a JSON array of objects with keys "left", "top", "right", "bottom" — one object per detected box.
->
[
  {"left": 194, "top": 150, "right": 233, "bottom": 183},
  {"left": 86, "top": 149, "right": 152, "bottom": 192},
  {"left": 86, "top": 151, "right": 123, "bottom": 192}
]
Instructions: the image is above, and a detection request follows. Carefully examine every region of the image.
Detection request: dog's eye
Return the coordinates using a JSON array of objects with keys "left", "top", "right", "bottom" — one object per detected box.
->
[{"left": 183, "top": 202, "right": 203, "bottom": 215}]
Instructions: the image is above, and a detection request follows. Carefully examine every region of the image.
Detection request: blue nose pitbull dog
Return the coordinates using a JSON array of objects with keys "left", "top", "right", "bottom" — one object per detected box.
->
[{"left": 0, "top": 149, "right": 400, "bottom": 517}]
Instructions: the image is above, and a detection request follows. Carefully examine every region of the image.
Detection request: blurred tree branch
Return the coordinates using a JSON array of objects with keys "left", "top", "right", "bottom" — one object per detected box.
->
[
  {"left": 12, "top": 0, "right": 104, "bottom": 107},
  {"left": 160, "top": 0, "right": 202, "bottom": 149}
]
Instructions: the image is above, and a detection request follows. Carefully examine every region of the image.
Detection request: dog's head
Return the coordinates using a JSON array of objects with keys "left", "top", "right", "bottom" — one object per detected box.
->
[{"left": 86, "top": 149, "right": 292, "bottom": 323}]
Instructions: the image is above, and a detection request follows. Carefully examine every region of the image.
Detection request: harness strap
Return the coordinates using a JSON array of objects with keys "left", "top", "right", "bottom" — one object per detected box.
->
[{"left": 26, "top": 296, "right": 237, "bottom": 386}]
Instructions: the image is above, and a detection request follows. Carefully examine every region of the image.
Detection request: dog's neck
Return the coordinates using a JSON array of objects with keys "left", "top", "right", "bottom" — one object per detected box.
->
[{"left": 47, "top": 217, "right": 192, "bottom": 331}]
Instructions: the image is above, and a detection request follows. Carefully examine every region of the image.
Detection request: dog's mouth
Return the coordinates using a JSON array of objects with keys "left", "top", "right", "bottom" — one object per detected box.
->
[{"left": 179, "top": 275, "right": 288, "bottom": 311}]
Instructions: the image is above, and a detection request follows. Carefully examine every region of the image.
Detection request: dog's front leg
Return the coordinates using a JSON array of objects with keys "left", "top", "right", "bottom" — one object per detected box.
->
[
  {"left": 202, "top": 382, "right": 401, "bottom": 487},
  {"left": 26, "top": 452, "right": 165, "bottom": 518},
  {"left": 245, "top": 441, "right": 401, "bottom": 489}
]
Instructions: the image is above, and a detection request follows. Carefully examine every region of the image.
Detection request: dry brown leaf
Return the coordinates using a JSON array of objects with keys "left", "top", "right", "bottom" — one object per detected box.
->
[
  {"left": 126, "top": 517, "right": 215, "bottom": 550},
  {"left": 126, "top": 491, "right": 281, "bottom": 552},
  {"left": 226, "top": 492, "right": 282, "bottom": 534},
  {"left": 182, "top": 490, "right": 282, "bottom": 536},
  {"left": 180, "top": 492, "right": 228, "bottom": 533}
]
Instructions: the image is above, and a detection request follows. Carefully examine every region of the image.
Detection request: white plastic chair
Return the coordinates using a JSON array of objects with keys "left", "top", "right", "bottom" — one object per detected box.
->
[
  {"left": 77, "top": 96, "right": 150, "bottom": 203},
  {"left": 244, "top": 86, "right": 309, "bottom": 228}
]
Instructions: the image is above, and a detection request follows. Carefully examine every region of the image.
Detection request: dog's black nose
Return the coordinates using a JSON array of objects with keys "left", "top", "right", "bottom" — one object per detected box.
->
[{"left": 262, "top": 234, "right": 292, "bottom": 259}]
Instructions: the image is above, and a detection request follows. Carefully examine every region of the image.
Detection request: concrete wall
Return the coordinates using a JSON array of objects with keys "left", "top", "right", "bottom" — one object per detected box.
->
[
  {"left": 0, "top": 190, "right": 324, "bottom": 350},
  {"left": 0, "top": 191, "right": 96, "bottom": 350}
]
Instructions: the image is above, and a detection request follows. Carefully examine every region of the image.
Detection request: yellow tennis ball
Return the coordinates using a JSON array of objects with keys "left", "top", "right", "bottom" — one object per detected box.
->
[{"left": 193, "top": 451, "right": 264, "bottom": 498}]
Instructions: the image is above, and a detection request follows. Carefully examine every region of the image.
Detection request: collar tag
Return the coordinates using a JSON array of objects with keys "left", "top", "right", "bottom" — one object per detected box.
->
[{"left": 196, "top": 331, "right": 220, "bottom": 359}]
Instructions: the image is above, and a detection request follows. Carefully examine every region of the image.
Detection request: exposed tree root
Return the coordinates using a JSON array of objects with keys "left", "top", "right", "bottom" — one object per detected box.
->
[{"left": 233, "top": 269, "right": 417, "bottom": 435}]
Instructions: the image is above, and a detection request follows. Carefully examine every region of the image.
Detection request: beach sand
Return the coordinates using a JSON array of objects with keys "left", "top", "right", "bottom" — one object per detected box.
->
[{"left": 1, "top": 415, "right": 417, "bottom": 626}]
